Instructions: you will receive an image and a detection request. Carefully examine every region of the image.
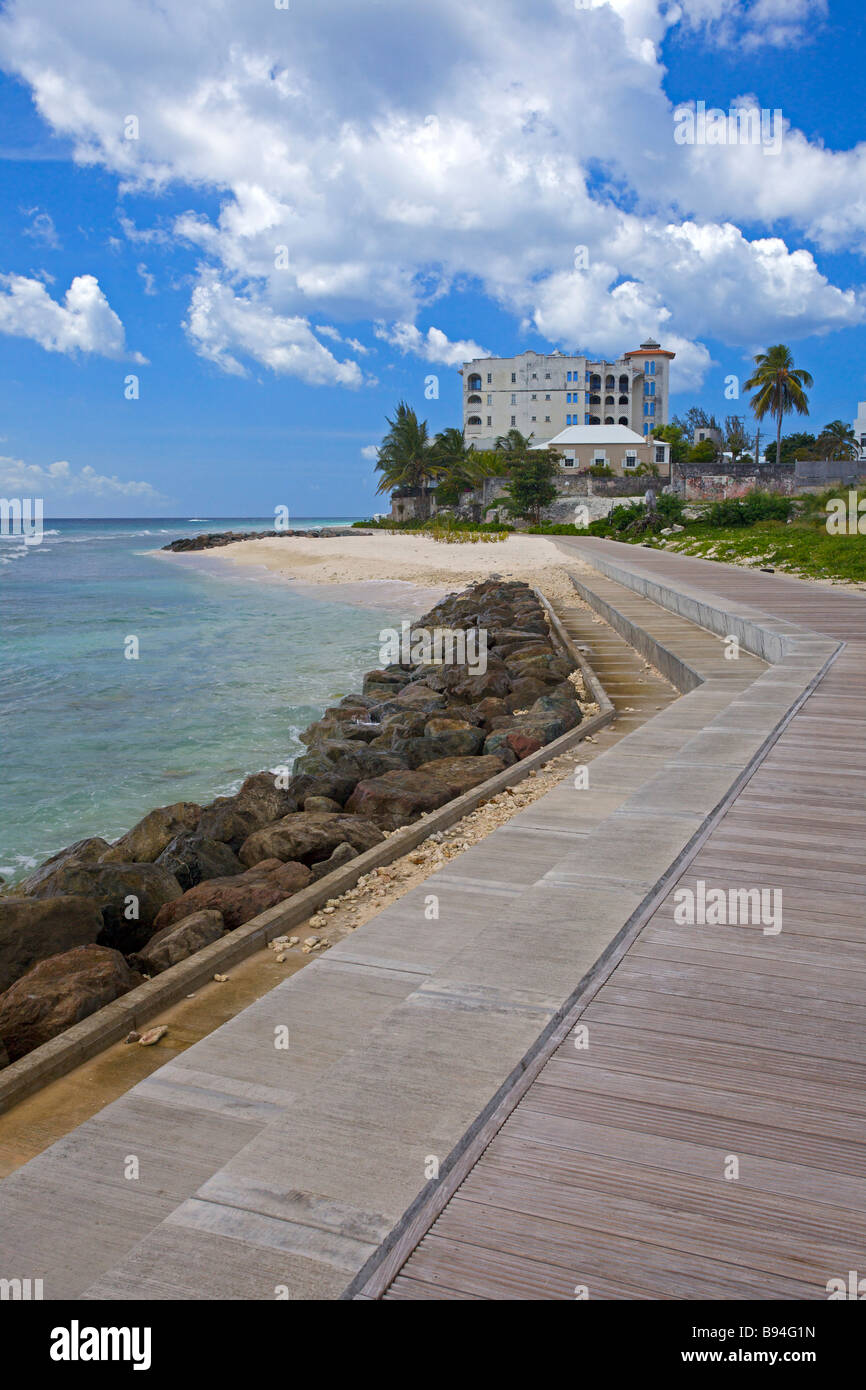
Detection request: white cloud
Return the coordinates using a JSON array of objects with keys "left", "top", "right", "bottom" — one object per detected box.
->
[
  {"left": 136, "top": 262, "right": 156, "bottom": 295},
  {"left": 374, "top": 323, "right": 489, "bottom": 366},
  {"left": 21, "top": 205, "right": 59, "bottom": 247},
  {"left": 0, "top": 272, "right": 145, "bottom": 360},
  {"left": 0, "top": 0, "right": 854, "bottom": 392},
  {"left": 361, "top": 444, "right": 379, "bottom": 461},
  {"left": 673, "top": 0, "right": 828, "bottom": 50},
  {"left": 0, "top": 454, "right": 166, "bottom": 502},
  {"left": 184, "top": 275, "right": 365, "bottom": 385}
]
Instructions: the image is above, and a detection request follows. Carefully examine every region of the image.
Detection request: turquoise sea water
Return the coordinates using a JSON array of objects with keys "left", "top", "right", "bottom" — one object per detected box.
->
[{"left": 0, "top": 518, "right": 402, "bottom": 882}]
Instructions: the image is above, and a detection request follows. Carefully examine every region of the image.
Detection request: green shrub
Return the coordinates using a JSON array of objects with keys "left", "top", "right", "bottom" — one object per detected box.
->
[{"left": 703, "top": 490, "right": 793, "bottom": 528}]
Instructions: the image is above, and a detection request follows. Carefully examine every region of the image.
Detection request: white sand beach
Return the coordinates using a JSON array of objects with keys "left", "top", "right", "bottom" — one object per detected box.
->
[{"left": 212, "top": 531, "right": 588, "bottom": 608}]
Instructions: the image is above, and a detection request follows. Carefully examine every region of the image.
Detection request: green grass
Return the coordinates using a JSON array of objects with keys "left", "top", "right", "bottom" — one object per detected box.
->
[{"left": 654, "top": 519, "right": 866, "bottom": 585}]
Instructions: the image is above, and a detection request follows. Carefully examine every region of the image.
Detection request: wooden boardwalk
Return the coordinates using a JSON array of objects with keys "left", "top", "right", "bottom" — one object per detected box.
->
[{"left": 385, "top": 543, "right": 866, "bottom": 1300}]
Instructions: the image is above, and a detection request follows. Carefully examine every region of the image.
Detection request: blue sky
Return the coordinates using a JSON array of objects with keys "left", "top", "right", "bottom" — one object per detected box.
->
[{"left": 0, "top": 0, "right": 863, "bottom": 516}]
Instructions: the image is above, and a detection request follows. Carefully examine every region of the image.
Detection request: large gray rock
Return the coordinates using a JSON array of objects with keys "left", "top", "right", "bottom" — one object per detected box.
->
[
  {"left": 197, "top": 771, "right": 300, "bottom": 849},
  {"left": 130, "top": 910, "right": 225, "bottom": 975},
  {"left": 0, "top": 895, "right": 105, "bottom": 993},
  {"left": 309, "top": 841, "right": 360, "bottom": 881},
  {"left": 415, "top": 754, "right": 508, "bottom": 798},
  {"left": 17, "top": 837, "right": 111, "bottom": 896},
  {"left": 0, "top": 945, "right": 142, "bottom": 1062},
  {"left": 156, "top": 833, "right": 244, "bottom": 891},
  {"left": 392, "top": 717, "right": 487, "bottom": 768},
  {"left": 26, "top": 862, "right": 183, "bottom": 953},
  {"left": 99, "top": 802, "right": 202, "bottom": 864},
  {"left": 238, "top": 812, "right": 385, "bottom": 869},
  {"left": 344, "top": 769, "right": 454, "bottom": 830},
  {"left": 440, "top": 658, "right": 513, "bottom": 703}
]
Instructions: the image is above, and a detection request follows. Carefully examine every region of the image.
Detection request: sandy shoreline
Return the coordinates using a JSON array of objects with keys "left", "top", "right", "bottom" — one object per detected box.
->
[{"left": 198, "top": 532, "right": 589, "bottom": 609}]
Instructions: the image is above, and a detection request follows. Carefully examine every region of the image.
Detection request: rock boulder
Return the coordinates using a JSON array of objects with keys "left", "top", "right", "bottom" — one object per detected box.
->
[
  {"left": 0, "top": 945, "right": 142, "bottom": 1062},
  {"left": 99, "top": 802, "right": 202, "bottom": 864},
  {"left": 26, "top": 862, "right": 183, "bottom": 953},
  {"left": 130, "top": 910, "right": 225, "bottom": 975},
  {"left": 238, "top": 812, "right": 384, "bottom": 868},
  {"left": 156, "top": 833, "right": 244, "bottom": 891},
  {"left": 152, "top": 861, "right": 312, "bottom": 932},
  {"left": 0, "top": 895, "right": 105, "bottom": 993}
]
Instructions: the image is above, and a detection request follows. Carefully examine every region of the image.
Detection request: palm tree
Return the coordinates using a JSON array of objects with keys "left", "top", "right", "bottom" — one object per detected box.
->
[
  {"left": 429, "top": 429, "right": 503, "bottom": 508},
  {"left": 744, "top": 345, "right": 813, "bottom": 466},
  {"left": 493, "top": 427, "right": 535, "bottom": 470},
  {"left": 815, "top": 419, "right": 858, "bottom": 461},
  {"left": 374, "top": 402, "right": 439, "bottom": 496}
]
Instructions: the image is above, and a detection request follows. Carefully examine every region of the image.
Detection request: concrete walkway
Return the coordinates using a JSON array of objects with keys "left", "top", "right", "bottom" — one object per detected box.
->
[
  {"left": 383, "top": 540, "right": 866, "bottom": 1300},
  {"left": 1, "top": 541, "right": 856, "bottom": 1300}
]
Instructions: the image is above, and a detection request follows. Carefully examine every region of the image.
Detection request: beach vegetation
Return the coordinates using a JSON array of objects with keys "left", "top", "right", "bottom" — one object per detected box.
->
[{"left": 498, "top": 450, "right": 559, "bottom": 523}]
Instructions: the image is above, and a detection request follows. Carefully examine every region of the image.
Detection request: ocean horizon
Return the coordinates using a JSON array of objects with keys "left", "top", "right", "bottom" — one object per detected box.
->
[{"left": 0, "top": 516, "right": 404, "bottom": 883}]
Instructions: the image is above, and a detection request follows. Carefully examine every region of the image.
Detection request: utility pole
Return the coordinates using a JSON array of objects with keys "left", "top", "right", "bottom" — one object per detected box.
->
[{"left": 754, "top": 425, "right": 761, "bottom": 470}]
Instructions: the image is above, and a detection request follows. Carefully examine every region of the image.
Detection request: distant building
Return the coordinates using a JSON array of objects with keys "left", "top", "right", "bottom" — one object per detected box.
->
[
  {"left": 694, "top": 424, "right": 724, "bottom": 450},
  {"left": 459, "top": 339, "right": 675, "bottom": 450},
  {"left": 531, "top": 424, "right": 670, "bottom": 478},
  {"left": 854, "top": 402, "right": 866, "bottom": 458}
]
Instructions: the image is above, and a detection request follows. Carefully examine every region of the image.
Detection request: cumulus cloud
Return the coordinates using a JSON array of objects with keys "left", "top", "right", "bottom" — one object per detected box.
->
[
  {"left": 0, "top": 272, "right": 145, "bottom": 360},
  {"left": 0, "top": 0, "right": 855, "bottom": 390},
  {"left": 0, "top": 454, "right": 166, "bottom": 502},
  {"left": 374, "top": 322, "right": 489, "bottom": 367},
  {"left": 361, "top": 444, "right": 379, "bottom": 461},
  {"left": 184, "top": 276, "right": 364, "bottom": 385}
]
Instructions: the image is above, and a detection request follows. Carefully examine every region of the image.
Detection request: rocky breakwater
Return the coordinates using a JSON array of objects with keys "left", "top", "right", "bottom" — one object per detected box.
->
[
  {"left": 0, "top": 580, "right": 582, "bottom": 1068},
  {"left": 163, "top": 527, "right": 362, "bottom": 552}
]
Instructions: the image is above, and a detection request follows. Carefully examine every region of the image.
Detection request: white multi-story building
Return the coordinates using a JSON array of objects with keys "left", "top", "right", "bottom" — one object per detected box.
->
[
  {"left": 459, "top": 338, "right": 675, "bottom": 450},
  {"left": 854, "top": 402, "right": 866, "bottom": 458}
]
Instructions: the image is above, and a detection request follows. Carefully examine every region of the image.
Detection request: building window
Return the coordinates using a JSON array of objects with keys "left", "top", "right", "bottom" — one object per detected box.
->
[
  {"left": 467, "top": 394, "right": 482, "bottom": 404},
  {"left": 566, "top": 393, "right": 571, "bottom": 404},
  {"left": 545, "top": 415, "right": 551, "bottom": 423},
  {"left": 467, "top": 374, "right": 481, "bottom": 391},
  {"left": 545, "top": 372, "right": 551, "bottom": 379},
  {"left": 563, "top": 456, "right": 575, "bottom": 468},
  {"left": 644, "top": 380, "right": 655, "bottom": 396},
  {"left": 655, "top": 446, "right": 666, "bottom": 464},
  {"left": 532, "top": 373, "right": 537, "bottom": 380},
  {"left": 643, "top": 402, "right": 655, "bottom": 417},
  {"left": 511, "top": 372, "right": 516, "bottom": 383},
  {"left": 618, "top": 416, "right": 629, "bottom": 426},
  {"left": 531, "top": 415, "right": 537, "bottom": 422},
  {"left": 467, "top": 416, "right": 482, "bottom": 426},
  {"left": 643, "top": 423, "right": 650, "bottom": 435},
  {"left": 645, "top": 360, "right": 655, "bottom": 374},
  {"left": 511, "top": 415, "right": 516, "bottom": 426},
  {"left": 593, "top": 454, "right": 607, "bottom": 466},
  {"left": 531, "top": 393, "right": 537, "bottom": 400},
  {"left": 585, "top": 414, "right": 591, "bottom": 425},
  {"left": 486, "top": 394, "right": 492, "bottom": 405},
  {"left": 487, "top": 416, "right": 492, "bottom": 427},
  {"left": 487, "top": 373, "right": 492, "bottom": 383},
  {"left": 511, "top": 393, "right": 517, "bottom": 405},
  {"left": 567, "top": 371, "right": 572, "bottom": 382},
  {"left": 545, "top": 394, "right": 551, "bottom": 401},
  {"left": 624, "top": 453, "right": 637, "bottom": 469}
]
